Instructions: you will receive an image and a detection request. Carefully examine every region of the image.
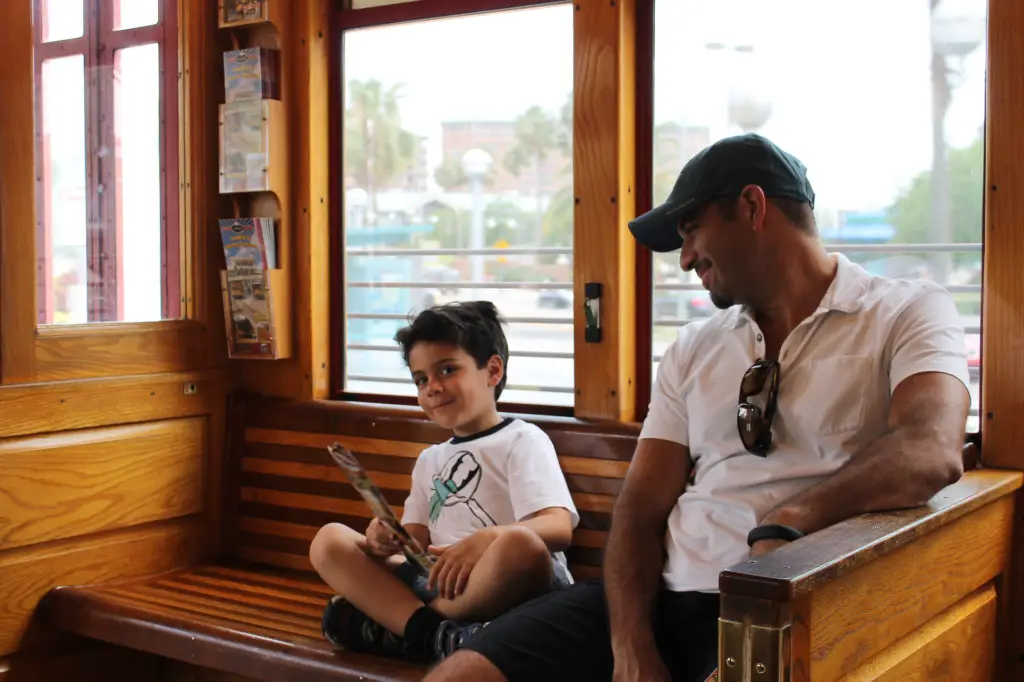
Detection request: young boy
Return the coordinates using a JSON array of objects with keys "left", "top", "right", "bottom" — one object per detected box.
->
[{"left": 309, "top": 301, "right": 579, "bottom": 664}]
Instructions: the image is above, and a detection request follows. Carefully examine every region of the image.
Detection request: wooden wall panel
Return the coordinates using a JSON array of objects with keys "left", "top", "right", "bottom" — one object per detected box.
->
[
  {"left": 0, "top": 418, "right": 206, "bottom": 551},
  {"left": 0, "top": 517, "right": 206, "bottom": 657},
  {"left": 840, "top": 584, "right": 997, "bottom": 682},
  {"left": 807, "top": 497, "right": 1012, "bottom": 680},
  {"left": 0, "top": 370, "right": 227, "bottom": 440}
]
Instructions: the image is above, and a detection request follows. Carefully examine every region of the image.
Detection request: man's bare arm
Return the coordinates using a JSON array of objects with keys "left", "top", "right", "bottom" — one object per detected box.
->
[
  {"left": 761, "top": 371, "right": 968, "bottom": 534},
  {"left": 604, "top": 438, "right": 691, "bottom": 658}
]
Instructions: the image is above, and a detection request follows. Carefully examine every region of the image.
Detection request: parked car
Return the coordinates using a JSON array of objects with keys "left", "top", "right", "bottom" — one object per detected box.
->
[
  {"left": 538, "top": 288, "right": 572, "bottom": 309},
  {"left": 654, "top": 289, "right": 713, "bottom": 321}
]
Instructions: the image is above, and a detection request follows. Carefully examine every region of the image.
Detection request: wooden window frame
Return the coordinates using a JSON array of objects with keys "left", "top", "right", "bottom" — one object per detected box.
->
[
  {"left": 328, "top": 0, "right": 638, "bottom": 420},
  {"left": 0, "top": 0, "right": 213, "bottom": 384}
]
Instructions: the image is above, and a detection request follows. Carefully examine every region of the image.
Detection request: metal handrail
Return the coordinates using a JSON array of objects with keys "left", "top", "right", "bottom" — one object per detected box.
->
[
  {"left": 347, "top": 343, "right": 574, "bottom": 360},
  {"left": 344, "top": 243, "right": 981, "bottom": 256},
  {"left": 347, "top": 374, "right": 574, "bottom": 394},
  {"left": 347, "top": 281, "right": 572, "bottom": 290},
  {"left": 348, "top": 312, "right": 573, "bottom": 325},
  {"left": 347, "top": 246, "right": 573, "bottom": 257}
]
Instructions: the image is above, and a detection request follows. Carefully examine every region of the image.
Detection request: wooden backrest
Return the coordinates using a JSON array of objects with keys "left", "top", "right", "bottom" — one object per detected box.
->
[{"left": 223, "top": 394, "right": 641, "bottom": 581}]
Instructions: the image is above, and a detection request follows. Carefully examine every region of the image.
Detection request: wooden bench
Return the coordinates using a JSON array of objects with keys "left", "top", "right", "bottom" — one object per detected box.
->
[{"left": 38, "top": 395, "right": 1021, "bottom": 681}]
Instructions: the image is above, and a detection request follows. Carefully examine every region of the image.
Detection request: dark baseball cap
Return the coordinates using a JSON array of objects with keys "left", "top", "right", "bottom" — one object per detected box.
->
[{"left": 628, "top": 133, "right": 816, "bottom": 252}]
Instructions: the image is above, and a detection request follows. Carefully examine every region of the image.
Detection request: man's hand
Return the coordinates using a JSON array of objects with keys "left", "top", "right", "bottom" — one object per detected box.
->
[
  {"left": 427, "top": 528, "right": 498, "bottom": 599},
  {"left": 612, "top": 646, "right": 672, "bottom": 682},
  {"left": 363, "top": 518, "right": 403, "bottom": 558},
  {"left": 749, "top": 538, "right": 790, "bottom": 558}
]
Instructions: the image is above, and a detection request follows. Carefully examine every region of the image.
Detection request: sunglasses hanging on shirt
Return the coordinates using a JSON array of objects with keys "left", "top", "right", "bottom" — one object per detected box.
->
[{"left": 737, "top": 359, "right": 780, "bottom": 456}]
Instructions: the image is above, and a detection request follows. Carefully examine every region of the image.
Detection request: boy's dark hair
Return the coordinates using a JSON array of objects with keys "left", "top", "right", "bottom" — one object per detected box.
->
[{"left": 394, "top": 300, "right": 509, "bottom": 400}]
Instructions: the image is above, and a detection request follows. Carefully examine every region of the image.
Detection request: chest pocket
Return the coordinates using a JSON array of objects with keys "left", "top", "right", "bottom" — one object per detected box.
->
[{"left": 783, "top": 355, "right": 875, "bottom": 437}]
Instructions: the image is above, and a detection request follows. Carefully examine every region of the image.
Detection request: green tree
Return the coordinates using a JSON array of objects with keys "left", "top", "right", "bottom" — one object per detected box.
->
[
  {"left": 887, "top": 133, "right": 984, "bottom": 265},
  {"left": 344, "top": 79, "right": 417, "bottom": 221},
  {"left": 504, "top": 105, "right": 560, "bottom": 243}
]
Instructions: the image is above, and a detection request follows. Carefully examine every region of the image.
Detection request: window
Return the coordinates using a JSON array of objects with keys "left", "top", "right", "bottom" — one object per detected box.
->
[
  {"left": 34, "top": 0, "right": 179, "bottom": 325},
  {"left": 649, "top": 0, "right": 986, "bottom": 432},
  {"left": 338, "top": 5, "right": 574, "bottom": 408}
]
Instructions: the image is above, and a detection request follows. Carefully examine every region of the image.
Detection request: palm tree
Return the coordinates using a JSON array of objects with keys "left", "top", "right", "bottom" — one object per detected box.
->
[
  {"left": 504, "top": 105, "right": 560, "bottom": 244},
  {"left": 344, "top": 79, "right": 417, "bottom": 222}
]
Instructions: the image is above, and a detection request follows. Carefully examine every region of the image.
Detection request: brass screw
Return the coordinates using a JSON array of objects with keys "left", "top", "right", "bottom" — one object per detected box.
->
[
  {"left": 726, "top": 658, "right": 737, "bottom": 668},
  {"left": 756, "top": 663, "right": 766, "bottom": 674}
]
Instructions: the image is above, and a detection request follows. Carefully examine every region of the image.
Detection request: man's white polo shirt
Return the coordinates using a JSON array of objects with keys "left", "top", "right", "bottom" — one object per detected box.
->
[{"left": 641, "top": 253, "right": 970, "bottom": 593}]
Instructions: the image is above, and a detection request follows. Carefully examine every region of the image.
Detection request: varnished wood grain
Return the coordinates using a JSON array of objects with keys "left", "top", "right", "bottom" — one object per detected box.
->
[
  {"left": 293, "top": 0, "right": 332, "bottom": 400},
  {"left": 572, "top": 0, "right": 637, "bottom": 420},
  {"left": 0, "top": 0, "right": 37, "bottom": 383},
  {"left": 720, "top": 470, "right": 1022, "bottom": 600},
  {"left": 33, "top": 322, "right": 210, "bottom": 382},
  {"left": 0, "top": 369, "right": 228, "bottom": 439},
  {"left": 247, "top": 427, "right": 427, "bottom": 457},
  {"left": 979, "top": 1, "right": 1024, "bottom": 679},
  {"left": 0, "top": 517, "right": 205, "bottom": 656},
  {"left": 243, "top": 396, "right": 643, "bottom": 440},
  {"left": 839, "top": 583, "right": 996, "bottom": 682},
  {"left": 41, "top": 566, "right": 425, "bottom": 682},
  {"left": 807, "top": 496, "right": 1012, "bottom": 679},
  {"left": 0, "top": 418, "right": 206, "bottom": 550},
  {"left": 981, "top": 0, "right": 1024, "bottom": 471}
]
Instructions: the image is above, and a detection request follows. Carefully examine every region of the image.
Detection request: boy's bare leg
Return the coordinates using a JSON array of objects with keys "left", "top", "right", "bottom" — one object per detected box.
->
[
  {"left": 431, "top": 526, "right": 553, "bottom": 622},
  {"left": 309, "top": 522, "right": 423, "bottom": 635}
]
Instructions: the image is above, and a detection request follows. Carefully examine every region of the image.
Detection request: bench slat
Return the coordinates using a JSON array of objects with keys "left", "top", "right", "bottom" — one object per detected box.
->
[{"left": 40, "top": 567, "right": 426, "bottom": 682}]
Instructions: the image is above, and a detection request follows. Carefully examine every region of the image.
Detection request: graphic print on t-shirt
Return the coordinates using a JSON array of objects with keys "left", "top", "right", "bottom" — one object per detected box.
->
[{"left": 428, "top": 450, "right": 497, "bottom": 528}]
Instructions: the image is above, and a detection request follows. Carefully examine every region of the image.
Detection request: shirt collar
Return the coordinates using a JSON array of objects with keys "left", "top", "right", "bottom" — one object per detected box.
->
[{"left": 727, "top": 252, "right": 870, "bottom": 329}]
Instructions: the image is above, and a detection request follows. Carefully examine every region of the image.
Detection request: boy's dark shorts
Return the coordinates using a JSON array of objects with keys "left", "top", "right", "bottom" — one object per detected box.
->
[{"left": 391, "top": 556, "right": 573, "bottom": 604}]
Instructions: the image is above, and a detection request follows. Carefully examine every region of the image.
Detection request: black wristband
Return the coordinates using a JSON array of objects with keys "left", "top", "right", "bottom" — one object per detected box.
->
[{"left": 746, "top": 524, "right": 805, "bottom": 547}]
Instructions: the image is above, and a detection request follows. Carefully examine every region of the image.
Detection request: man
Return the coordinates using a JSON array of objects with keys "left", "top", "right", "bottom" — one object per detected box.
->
[{"left": 424, "top": 133, "right": 970, "bottom": 682}]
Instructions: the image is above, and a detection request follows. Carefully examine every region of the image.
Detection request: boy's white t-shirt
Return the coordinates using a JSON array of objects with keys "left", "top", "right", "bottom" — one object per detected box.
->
[{"left": 401, "top": 418, "right": 580, "bottom": 573}]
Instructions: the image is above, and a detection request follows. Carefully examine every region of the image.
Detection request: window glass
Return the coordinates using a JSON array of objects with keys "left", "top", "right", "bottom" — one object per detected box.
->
[
  {"left": 652, "top": 0, "right": 986, "bottom": 431},
  {"left": 341, "top": 5, "right": 574, "bottom": 406}
]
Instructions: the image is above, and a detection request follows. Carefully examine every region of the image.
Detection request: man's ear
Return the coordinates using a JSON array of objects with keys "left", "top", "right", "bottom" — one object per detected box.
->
[
  {"left": 739, "top": 184, "right": 768, "bottom": 231},
  {"left": 486, "top": 355, "right": 504, "bottom": 387}
]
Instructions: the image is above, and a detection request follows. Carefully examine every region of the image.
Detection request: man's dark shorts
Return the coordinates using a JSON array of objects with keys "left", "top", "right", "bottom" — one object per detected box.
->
[
  {"left": 461, "top": 578, "right": 719, "bottom": 682},
  {"left": 391, "top": 556, "right": 574, "bottom": 604}
]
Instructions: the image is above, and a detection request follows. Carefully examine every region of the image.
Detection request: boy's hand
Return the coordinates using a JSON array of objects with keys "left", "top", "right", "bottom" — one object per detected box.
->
[
  {"left": 427, "top": 528, "right": 499, "bottom": 600},
  {"left": 364, "top": 518, "right": 403, "bottom": 558}
]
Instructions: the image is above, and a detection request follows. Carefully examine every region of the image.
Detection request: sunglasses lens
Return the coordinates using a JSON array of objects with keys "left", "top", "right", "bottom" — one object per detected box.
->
[{"left": 740, "top": 361, "right": 773, "bottom": 398}]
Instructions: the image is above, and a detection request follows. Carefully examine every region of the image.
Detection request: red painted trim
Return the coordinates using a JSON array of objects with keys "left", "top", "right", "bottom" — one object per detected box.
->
[
  {"left": 96, "top": 0, "right": 119, "bottom": 321},
  {"left": 85, "top": 0, "right": 106, "bottom": 321},
  {"left": 336, "top": 0, "right": 561, "bottom": 30},
  {"left": 633, "top": 0, "right": 654, "bottom": 422},
  {"left": 34, "top": 0, "right": 55, "bottom": 324},
  {"left": 161, "top": 0, "right": 181, "bottom": 319},
  {"left": 35, "top": 37, "right": 90, "bottom": 60},
  {"left": 105, "top": 23, "right": 163, "bottom": 49},
  {"left": 329, "top": 15, "right": 345, "bottom": 395}
]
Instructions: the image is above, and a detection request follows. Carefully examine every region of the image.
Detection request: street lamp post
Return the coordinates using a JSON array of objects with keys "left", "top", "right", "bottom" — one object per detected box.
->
[
  {"left": 706, "top": 43, "right": 774, "bottom": 134},
  {"left": 462, "top": 149, "right": 493, "bottom": 283},
  {"left": 929, "top": 0, "right": 984, "bottom": 284}
]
